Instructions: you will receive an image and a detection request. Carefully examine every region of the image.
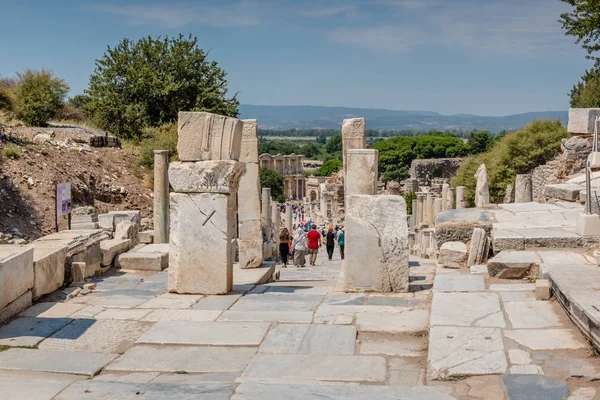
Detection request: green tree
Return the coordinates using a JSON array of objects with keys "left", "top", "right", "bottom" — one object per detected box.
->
[
  {"left": 86, "top": 34, "right": 239, "bottom": 140},
  {"left": 560, "top": 0, "right": 600, "bottom": 65},
  {"left": 466, "top": 131, "right": 493, "bottom": 154},
  {"left": 316, "top": 158, "right": 343, "bottom": 176},
  {"left": 301, "top": 142, "right": 321, "bottom": 158},
  {"left": 317, "top": 134, "right": 327, "bottom": 144},
  {"left": 260, "top": 168, "right": 286, "bottom": 202},
  {"left": 404, "top": 191, "right": 416, "bottom": 215},
  {"left": 570, "top": 68, "right": 600, "bottom": 107},
  {"left": 13, "top": 69, "right": 69, "bottom": 126},
  {"left": 325, "top": 134, "right": 342, "bottom": 154}
]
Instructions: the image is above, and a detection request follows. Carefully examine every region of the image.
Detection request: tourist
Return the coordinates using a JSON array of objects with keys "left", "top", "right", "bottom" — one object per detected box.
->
[
  {"left": 307, "top": 225, "right": 321, "bottom": 266},
  {"left": 338, "top": 227, "right": 345, "bottom": 260},
  {"left": 326, "top": 226, "right": 335, "bottom": 261},
  {"left": 279, "top": 228, "right": 291, "bottom": 267},
  {"left": 292, "top": 227, "right": 308, "bottom": 268}
]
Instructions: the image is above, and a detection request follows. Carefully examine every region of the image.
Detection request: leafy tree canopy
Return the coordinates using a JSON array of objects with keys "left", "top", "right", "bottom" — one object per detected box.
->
[
  {"left": 13, "top": 69, "right": 69, "bottom": 127},
  {"left": 86, "top": 34, "right": 238, "bottom": 140},
  {"left": 315, "top": 158, "right": 342, "bottom": 177},
  {"left": 560, "top": 0, "right": 600, "bottom": 65},
  {"left": 325, "top": 134, "right": 342, "bottom": 154},
  {"left": 260, "top": 167, "right": 286, "bottom": 203}
]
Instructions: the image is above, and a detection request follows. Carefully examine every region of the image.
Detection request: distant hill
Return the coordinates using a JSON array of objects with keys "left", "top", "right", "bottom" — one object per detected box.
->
[{"left": 238, "top": 105, "right": 567, "bottom": 133}]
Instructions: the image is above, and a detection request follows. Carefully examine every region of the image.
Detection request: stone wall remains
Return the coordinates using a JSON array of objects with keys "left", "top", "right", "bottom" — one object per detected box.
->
[{"left": 409, "top": 158, "right": 462, "bottom": 183}]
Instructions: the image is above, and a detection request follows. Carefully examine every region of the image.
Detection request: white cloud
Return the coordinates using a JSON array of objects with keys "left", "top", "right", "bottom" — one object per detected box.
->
[
  {"left": 97, "top": 1, "right": 261, "bottom": 28},
  {"left": 299, "top": 4, "right": 359, "bottom": 18}
]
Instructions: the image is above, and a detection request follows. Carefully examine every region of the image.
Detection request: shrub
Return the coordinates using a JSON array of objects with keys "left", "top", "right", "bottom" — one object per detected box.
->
[
  {"left": 3, "top": 145, "right": 21, "bottom": 159},
  {"left": 13, "top": 69, "right": 69, "bottom": 127},
  {"left": 260, "top": 168, "right": 286, "bottom": 203},
  {"left": 452, "top": 119, "right": 568, "bottom": 205},
  {"left": 137, "top": 123, "right": 179, "bottom": 168},
  {"left": 315, "top": 158, "right": 342, "bottom": 176},
  {"left": 0, "top": 77, "right": 16, "bottom": 112},
  {"left": 404, "top": 191, "right": 416, "bottom": 214}
]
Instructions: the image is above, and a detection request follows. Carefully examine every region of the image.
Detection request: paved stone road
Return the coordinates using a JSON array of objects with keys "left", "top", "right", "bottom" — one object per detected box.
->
[{"left": 1, "top": 245, "right": 600, "bottom": 399}]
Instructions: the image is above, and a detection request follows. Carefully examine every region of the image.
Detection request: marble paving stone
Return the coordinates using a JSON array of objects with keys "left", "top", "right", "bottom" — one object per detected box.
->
[
  {"left": 366, "top": 296, "right": 422, "bottom": 307},
  {"left": 70, "top": 305, "right": 106, "bottom": 318},
  {"left": 504, "top": 329, "right": 587, "bottom": 350},
  {"left": 389, "top": 358, "right": 425, "bottom": 386},
  {"left": 265, "top": 285, "right": 331, "bottom": 295},
  {"left": 232, "top": 383, "right": 457, "bottom": 400},
  {"left": 218, "top": 311, "right": 313, "bottom": 323},
  {"left": 137, "top": 293, "right": 203, "bottom": 309},
  {"left": 151, "top": 372, "right": 240, "bottom": 384},
  {"left": 324, "top": 293, "right": 366, "bottom": 305},
  {"left": 239, "top": 354, "right": 387, "bottom": 383},
  {"left": 504, "top": 302, "right": 563, "bottom": 329},
  {"left": 55, "top": 380, "right": 234, "bottom": 400},
  {"left": 359, "top": 336, "right": 426, "bottom": 357},
  {"left": 433, "top": 275, "right": 485, "bottom": 292},
  {"left": 500, "top": 292, "right": 535, "bottom": 302},
  {"left": 0, "top": 348, "right": 117, "bottom": 376},
  {"left": 489, "top": 283, "right": 535, "bottom": 292},
  {"left": 470, "top": 265, "right": 489, "bottom": 275},
  {"left": 94, "top": 309, "right": 153, "bottom": 320},
  {"left": 0, "top": 316, "right": 73, "bottom": 347},
  {"left": 193, "top": 294, "right": 242, "bottom": 310},
  {"left": 39, "top": 318, "right": 153, "bottom": 354},
  {"left": 510, "top": 365, "right": 543, "bottom": 374},
  {"left": 93, "top": 294, "right": 155, "bottom": 309},
  {"left": 2, "top": 376, "right": 74, "bottom": 400},
  {"left": 106, "top": 345, "right": 257, "bottom": 373},
  {"left": 503, "top": 374, "right": 569, "bottom": 400},
  {"left": 138, "top": 321, "right": 271, "bottom": 346},
  {"left": 141, "top": 309, "right": 222, "bottom": 322},
  {"left": 431, "top": 292, "right": 505, "bottom": 328},
  {"left": 94, "top": 372, "right": 160, "bottom": 383},
  {"left": 229, "top": 293, "right": 324, "bottom": 312},
  {"left": 509, "top": 349, "right": 532, "bottom": 364},
  {"left": 19, "top": 302, "right": 85, "bottom": 318},
  {"left": 428, "top": 326, "right": 507, "bottom": 380},
  {"left": 568, "top": 387, "right": 597, "bottom": 400},
  {"left": 355, "top": 309, "right": 429, "bottom": 333},
  {"left": 260, "top": 324, "right": 356, "bottom": 355}
]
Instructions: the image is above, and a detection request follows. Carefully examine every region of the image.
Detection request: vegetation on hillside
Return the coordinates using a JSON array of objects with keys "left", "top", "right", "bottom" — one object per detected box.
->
[
  {"left": 260, "top": 168, "right": 285, "bottom": 202},
  {"left": 452, "top": 120, "right": 568, "bottom": 206},
  {"left": 137, "top": 123, "right": 179, "bottom": 168},
  {"left": 85, "top": 34, "right": 238, "bottom": 140}
]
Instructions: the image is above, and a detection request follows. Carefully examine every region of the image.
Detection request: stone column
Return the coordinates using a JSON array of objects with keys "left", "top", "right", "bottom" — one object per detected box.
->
[
  {"left": 342, "top": 118, "right": 366, "bottom": 173},
  {"left": 261, "top": 188, "right": 272, "bottom": 241},
  {"left": 456, "top": 186, "right": 466, "bottom": 208},
  {"left": 271, "top": 203, "right": 280, "bottom": 261},
  {"left": 286, "top": 204, "right": 293, "bottom": 233},
  {"left": 433, "top": 198, "right": 442, "bottom": 221},
  {"left": 153, "top": 150, "right": 169, "bottom": 244},
  {"left": 474, "top": 164, "right": 490, "bottom": 207},
  {"left": 441, "top": 183, "right": 449, "bottom": 212},
  {"left": 237, "top": 120, "right": 264, "bottom": 269},
  {"left": 411, "top": 199, "right": 417, "bottom": 229},
  {"left": 515, "top": 174, "right": 533, "bottom": 203},
  {"left": 168, "top": 111, "right": 244, "bottom": 295},
  {"left": 447, "top": 188, "right": 455, "bottom": 210},
  {"left": 417, "top": 193, "right": 425, "bottom": 225},
  {"left": 426, "top": 193, "right": 434, "bottom": 226},
  {"left": 346, "top": 149, "right": 378, "bottom": 196}
]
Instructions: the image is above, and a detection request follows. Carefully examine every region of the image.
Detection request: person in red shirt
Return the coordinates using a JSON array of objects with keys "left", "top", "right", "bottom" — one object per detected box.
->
[{"left": 307, "top": 225, "right": 322, "bottom": 266}]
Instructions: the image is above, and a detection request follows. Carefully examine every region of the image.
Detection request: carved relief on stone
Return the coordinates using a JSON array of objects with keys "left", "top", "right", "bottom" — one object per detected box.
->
[
  {"left": 169, "top": 160, "right": 246, "bottom": 194},
  {"left": 177, "top": 111, "right": 242, "bottom": 162},
  {"left": 342, "top": 118, "right": 366, "bottom": 138}
]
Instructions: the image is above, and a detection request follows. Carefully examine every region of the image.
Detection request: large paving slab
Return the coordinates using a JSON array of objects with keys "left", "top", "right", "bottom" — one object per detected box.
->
[
  {"left": 355, "top": 309, "right": 429, "bottom": 333},
  {"left": 137, "top": 321, "right": 271, "bottom": 346},
  {"left": 232, "top": 383, "right": 457, "bottom": 399},
  {"left": 433, "top": 275, "right": 485, "bottom": 292},
  {"left": 504, "top": 301, "right": 563, "bottom": 329},
  {"left": 359, "top": 334, "right": 426, "bottom": 357},
  {"left": 0, "top": 348, "right": 117, "bottom": 376},
  {"left": 259, "top": 324, "right": 356, "bottom": 354},
  {"left": 38, "top": 318, "right": 153, "bottom": 353},
  {"left": 239, "top": 354, "right": 387, "bottom": 383},
  {"left": 193, "top": 294, "right": 242, "bottom": 310},
  {"left": 228, "top": 293, "right": 324, "bottom": 312},
  {"left": 2, "top": 376, "right": 74, "bottom": 400},
  {"left": 428, "top": 326, "right": 507, "bottom": 380},
  {"left": 486, "top": 251, "right": 540, "bottom": 279},
  {"left": 430, "top": 292, "right": 505, "bottom": 328},
  {"left": 106, "top": 345, "right": 257, "bottom": 373},
  {"left": 19, "top": 302, "right": 85, "bottom": 318},
  {"left": 218, "top": 311, "right": 313, "bottom": 323},
  {"left": 137, "top": 293, "right": 202, "bottom": 309},
  {"left": 55, "top": 380, "right": 234, "bottom": 400},
  {"left": 0, "top": 316, "right": 73, "bottom": 347},
  {"left": 141, "top": 309, "right": 222, "bottom": 322},
  {"left": 504, "top": 329, "right": 587, "bottom": 350},
  {"left": 503, "top": 374, "right": 570, "bottom": 400}
]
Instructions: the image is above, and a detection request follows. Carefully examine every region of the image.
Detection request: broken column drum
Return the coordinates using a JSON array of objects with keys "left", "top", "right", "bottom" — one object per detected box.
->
[
  {"left": 153, "top": 150, "right": 170, "bottom": 244},
  {"left": 168, "top": 111, "right": 245, "bottom": 295},
  {"left": 456, "top": 186, "right": 466, "bottom": 209},
  {"left": 514, "top": 174, "right": 533, "bottom": 203}
]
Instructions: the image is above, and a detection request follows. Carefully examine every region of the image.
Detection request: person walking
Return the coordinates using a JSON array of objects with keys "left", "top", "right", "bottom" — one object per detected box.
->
[
  {"left": 338, "top": 227, "right": 345, "bottom": 260},
  {"left": 326, "top": 226, "right": 335, "bottom": 261},
  {"left": 279, "top": 228, "right": 291, "bottom": 267},
  {"left": 307, "top": 225, "right": 321, "bottom": 266},
  {"left": 292, "top": 227, "right": 308, "bottom": 268}
]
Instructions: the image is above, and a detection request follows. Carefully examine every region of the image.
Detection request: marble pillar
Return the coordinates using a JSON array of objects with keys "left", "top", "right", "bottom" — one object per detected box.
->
[
  {"left": 426, "top": 193, "right": 434, "bottom": 226},
  {"left": 153, "top": 150, "right": 169, "bottom": 244},
  {"left": 515, "top": 174, "right": 533, "bottom": 203},
  {"left": 447, "top": 188, "right": 455, "bottom": 210},
  {"left": 441, "top": 183, "right": 449, "bottom": 212},
  {"left": 346, "top": 149, "right": 378, "bottom": 196},
  {"left": 456, "top": 186, "right": 466, "bottom": 209}
]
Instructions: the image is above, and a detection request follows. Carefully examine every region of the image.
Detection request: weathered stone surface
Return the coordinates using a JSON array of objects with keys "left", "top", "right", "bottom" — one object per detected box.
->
[
  {"left": 438, "top": 241, "right": 467, "bottom": 267},
  {"left": 515, "top": 174, "right": 533, "bottom": 203},
  {"left": 0, "top": 348, "right": 117, "bottom": 376},
  {"left": 138, "top": 230, "right": 154, "bottom": 244},
  {"left": 435, "top": 208, "right": 491, "bottom": 246},
  {"left": 94, "top": 308, "right": 152, "bottom": 320},
  {"left": 345, "top": 149, "right": 378, "bottom": 196},
  {"left": 503, "top": 374, "right": 570, "bottom": 400},
  {"left": 345, "top": 195, "right": 409, "bottom": 292},
  {"left": 232, "top": 383, "right": 456, "bottom": 400},
  {"left": 141, "top": 309, "right": 222, "bottom": 322},
  {"left": 509, "top": 349, "right": 533, "bottom": 365},
  {"left": 177, "top": 111, "right": 243, "bottom": 162},
  {"left": 543, "top": 183, "right": 583, "bottom": 201},
  {"left": 138, "top": 321, "right": 270, "bottom": 346},
  {"left": 20, "top": 302, "right": 84, "bottom": 318},
  {"left": 388, "top": 357, "right": 426, "bottom": 386},
  {"left": 535, "top": 279, "right": 551, "bottom": 300},
  {"left": 137, "top": 292, "right": 201, "bottom": 309},
  {"left": 433, "top": 275, "right": 485, "bottom": 292},
  {"left": 194, "top": 293, "right": 242, "bottom": 310},
  {"left": 0, "top": 246, "right": 34, "bottom": 310},
  {"left": 219, "top": 310, "right": 314, "bottom": 323},
  {"left": 431, "top": 292, "right": 505, "bottom": 328},
  {"left": 428, "top": 326, "right": 507, "bottom": 380},
  {"left": 241, "top": 119, "right": 259, "bottom": 163},
  {"left": 30, "top": 243, "right": 67, "bottom": 299},
  {"left": 118, "top": 250, "right": 167, "bottom": 271},
  {"left": 168, "top": 192, "right": 234, "bottom": 294},
  {"left": 359, "top": 335, "right": 426, "bottom": 356},
  {"left": 504, "top": 302, "right": 562, "bottom": 328},
  {"left": 474, "top": 164, "right": 489, "bottom": 207},
  {"left": 355, "top": 309, "right": 429, "bottom": 333},
  {"left": 70, "top": 241, "right": 102, "bottom": 278},
  {"left": 505, "top": 329, "right": 587, "bottom": 350},
  {"left": 114, "top": 221, "right": 135, "bottom": 240},
  {"left": 56, "top": 381, "right": 234, "bottom": 400},
  {"left": 2, "top": 377, "right": 74, "bottom": 400},
  {"left": 510, "top": 365, "right": 543, "bottom": 375},
  {"left": 100, "top": 239, "right": 131, "bottom": 266},
  {"left": 106, "top": 345, "right": 256, "bottom": 373},
  {"left": 0, "top": 291, "right": 32, "bottom": 324},
  {"left": 238, "top": 162, "right": 263, "bottom": 269},
  {"left": 234, "top": 262, "right": 275, "bottom": 286},
  {"left": 240, "top": 354, "right": 386, "bottom": 383},
  {"left": 341, "top": 118, "right": 366, "bottom": 171},
  {"left": 260, "top": 324, "right": 356, "bottom": 354},
  {"left": 487, "top": 250, "right": 540, "bottom": 279},
  {"left": 467, "top": 227, "right": 489, "bottom": 267},
  {"left": 168, "top": 160, "right": 245, "bottom": 194},
  {"left": 0, "top": 316, "right": 72, "bottom": 347},
  {"left": 568, "top": 108, "right": 600, "bottom": 135}
]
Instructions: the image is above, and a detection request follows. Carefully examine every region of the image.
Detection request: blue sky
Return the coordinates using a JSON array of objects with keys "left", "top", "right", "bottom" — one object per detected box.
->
[{"left": 0, "top": 0, "right": 592, "bottom": 116}]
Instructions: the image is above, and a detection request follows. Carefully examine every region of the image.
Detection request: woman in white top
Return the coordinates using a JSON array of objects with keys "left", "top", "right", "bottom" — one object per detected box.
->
[{"left": 292, "top": 227, "right": 308, "bottom": 268}]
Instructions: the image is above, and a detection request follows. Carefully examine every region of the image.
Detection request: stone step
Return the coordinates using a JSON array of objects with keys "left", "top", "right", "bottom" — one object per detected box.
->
[
  {"left": 491, "top": 228, "right": 586, "bottom": 252},
  {"left": 100, "top": 238, "right": 131, "bottom": 267},
  {"left": 486, "top": 250, "right": 541, "bottom": 279},
  {"left": 71, "top": 214, "right": 99, "bottom": 223},
  {"left": 0, "top": 348, "right": 118, "bottom": 377},
  {"left": 70, "top": 222, "right": 100, "bottom": 230},
  {"left": 117, "top": 246, "right": 168, "bottom": 271},
  {"left": 0, "top": 246, "right": 34, "bottom": 321},
  {"left": 543, "top": 183, "right": 584, "bottom": 202},
  {"left": 234, "top": 262, "right": 276, "bottom": 286},
  {"left": 138, "top": 230, "right": 154, "bottom": 244}
]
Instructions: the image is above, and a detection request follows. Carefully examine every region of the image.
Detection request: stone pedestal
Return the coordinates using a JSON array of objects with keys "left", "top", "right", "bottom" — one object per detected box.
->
[
  {"left": 568, "top": 108, "right": 600, "bottom": 135},
  {"left": 456, "top": 186, "right": 467, "bottom": 209},
  {"left": 515, "top": 174, "right": 533, "bottom": 203},
  {"left": 153, "top": 150, "right": 169, "bottom": 244},
  {"left": 575, "top": 214, "right": 600, "bottom": 236},
  {"left": 345, "top": 195, "right": 409, "bottom": 292},
  {"left": 286, "top": 205, "right": 293, "bottom": 233},
  {"left": 441, "top": 184, "right": 449, "bottom": 212},
  {"left": 416, "top": 193, "right": 425, "bottom": 225},
  {"left": 342, "top": 118, "right": 366, "bottom": 173},
  {"left": 447, "top": 188, "right": 455, "bottom": 210},
  {"left": 346, "top": 149, "right": 378, "bottom": 196},
  {"left": 466, "top": 227, "right": 489, "bottom": 267},
  {"left": 433, "top": 198, "right": 442, "bottom": 221}
]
